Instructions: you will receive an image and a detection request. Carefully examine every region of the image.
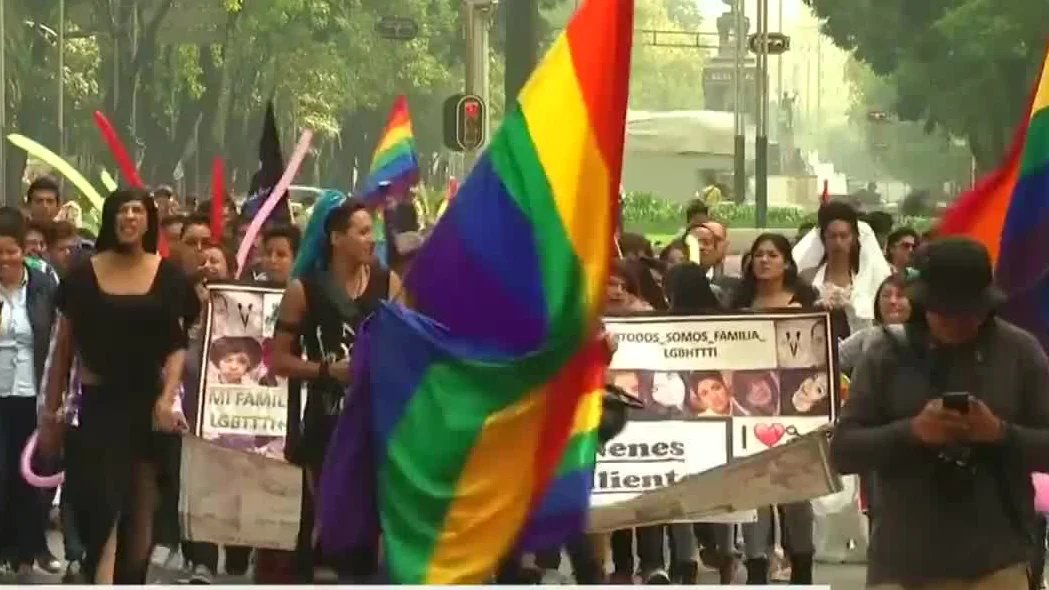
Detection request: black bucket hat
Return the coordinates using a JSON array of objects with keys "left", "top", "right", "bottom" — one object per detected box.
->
[{"left": 909, "top": 237, "right": 1006, "bottom": 314}]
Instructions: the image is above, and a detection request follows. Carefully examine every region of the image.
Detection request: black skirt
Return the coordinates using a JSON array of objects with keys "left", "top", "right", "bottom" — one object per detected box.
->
[{"left": 66, "top": 384, "right": 177, "bottom": 522}]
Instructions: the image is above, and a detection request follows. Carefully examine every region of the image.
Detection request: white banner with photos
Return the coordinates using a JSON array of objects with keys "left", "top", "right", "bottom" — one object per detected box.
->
[
  {"left": 194, "top": 283, "right": 290, "bottom": 461},
  {"left": 592, "top": 312, "right": 839, "bottom": 523}
]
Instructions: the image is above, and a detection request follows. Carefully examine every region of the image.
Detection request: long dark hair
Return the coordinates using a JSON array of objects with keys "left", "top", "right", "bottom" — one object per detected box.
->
[
  {"left": 732, "top": 233, "right": 808, "bottom": 309},
  {"left": 817, "top": 201, "right": 860, "bottom": 274},
  {"left": 95, "top": 188, "right": 159, "bottom": 254}
]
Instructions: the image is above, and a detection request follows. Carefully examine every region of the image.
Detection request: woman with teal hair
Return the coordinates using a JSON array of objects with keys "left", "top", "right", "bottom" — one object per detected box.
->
[
  {"left": 272, "top": 189, "right": 402, "bottom": 582},
  {"left": 290, "top": 190, "right": 348, "bottom": 279}
]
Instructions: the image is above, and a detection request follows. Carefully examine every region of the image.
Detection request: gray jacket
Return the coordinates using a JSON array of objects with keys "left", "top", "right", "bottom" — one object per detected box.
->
[
  {"left": 832, "top": 319, "right": 1049, "bottom": 586},
  {"left": 26, "top": 264, "right": 57, "bottom": 390}
]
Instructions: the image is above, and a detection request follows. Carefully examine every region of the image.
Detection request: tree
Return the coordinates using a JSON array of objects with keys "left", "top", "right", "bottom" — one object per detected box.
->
[
  {"left": 663, "top": 0, "right": 703, "bottom": 30},
  {"left": 628, "top": 0, "right": 707, "bottom": 110},
  {"left": 804, "top": 0, "right": 1044, "bottom": 172},
  {"left": 539, "top": 0, "right": 707, "bottom": 111},
  {"left": 2, "top": 0, "right": 463, "bottom": 200},
  {"left": 820, "top": 60, "right": 972, "bottom": 191}
]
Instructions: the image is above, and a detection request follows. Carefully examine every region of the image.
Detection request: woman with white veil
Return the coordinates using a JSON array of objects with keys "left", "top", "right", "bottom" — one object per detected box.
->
[
  {"left": 792, "top": 201, "right": 893, "bottom": 335},
  {"left": 791, "top": 201, "right": 889, "bottom": 567}
]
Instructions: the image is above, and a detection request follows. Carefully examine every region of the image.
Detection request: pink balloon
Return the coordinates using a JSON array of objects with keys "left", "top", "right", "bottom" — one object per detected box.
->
[
  {"left": 1034, "top": 473, "right": 1049, "bottom": 513},
  {"left": 21, "top": 430, "right": 64, "bottom": 488},
  {"left": 235, "top": 129, "right": 313, "bottom": 278}
]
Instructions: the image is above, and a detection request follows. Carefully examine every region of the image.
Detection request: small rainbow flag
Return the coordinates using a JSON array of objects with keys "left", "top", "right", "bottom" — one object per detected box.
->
[
  {"left": 316, "top": 0, "right": 633, "bottom": 583},
  {"left": 940, "top": 44, "right": 1049, "bottom": 346},
  {"left": 359, "top": 95, "right": 420, "bottom": 207}
]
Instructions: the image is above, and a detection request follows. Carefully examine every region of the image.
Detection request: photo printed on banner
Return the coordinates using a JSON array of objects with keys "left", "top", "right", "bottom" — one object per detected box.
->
[
  {"left": 774, "top": 317, "right": 830, "bottom": 369},
  {"left": 197, "top": 283, "right": 291, "bottom": 462}
]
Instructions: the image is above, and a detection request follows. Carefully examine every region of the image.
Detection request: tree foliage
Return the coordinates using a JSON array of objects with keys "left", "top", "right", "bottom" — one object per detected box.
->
[
  {"left": 804, "top": 0, "right": 1044, "bottom": 172},
  {"left": 2, "top": 0, "right": 713, "bottom": 205},
  {"left": 539, "top": 0, "right": 707, "bottom": 111},
  {"left": 3, "top": 0, "right": 461, "bottom": 199},
  {"left": 628, "top": 0, "right": 707, "bottom": 111},
  {"left": 818, "top": 59, "right": 972, "bottom": 191}
]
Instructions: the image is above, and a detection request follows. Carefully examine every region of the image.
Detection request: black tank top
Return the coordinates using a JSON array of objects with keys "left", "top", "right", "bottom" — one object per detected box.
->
[{"left": 286, "top": 263, "right": 389, "bottom": 466}]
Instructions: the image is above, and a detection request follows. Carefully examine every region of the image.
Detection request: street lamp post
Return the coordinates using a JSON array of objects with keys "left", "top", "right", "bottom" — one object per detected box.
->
[
  {"left": 754, "top": 0, "right": 770, "bottom": 228},
  {"left": 732, "top": 0, "right": 746, "bottom": 207}
]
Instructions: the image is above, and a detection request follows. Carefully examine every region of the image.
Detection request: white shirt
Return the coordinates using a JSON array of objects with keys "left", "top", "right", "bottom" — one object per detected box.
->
[{"left": 0, "top": 269, "right": 35, "bottom": 398}]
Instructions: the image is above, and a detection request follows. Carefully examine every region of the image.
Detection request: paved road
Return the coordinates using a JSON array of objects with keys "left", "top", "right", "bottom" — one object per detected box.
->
[{"left": 12, "top": 529, "right": 868, "bottom": 586}]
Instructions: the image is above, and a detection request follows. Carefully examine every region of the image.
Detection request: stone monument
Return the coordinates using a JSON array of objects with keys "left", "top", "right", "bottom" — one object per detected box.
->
[{"left": 703, "top": 0, "right": 758, "bottom": 114}]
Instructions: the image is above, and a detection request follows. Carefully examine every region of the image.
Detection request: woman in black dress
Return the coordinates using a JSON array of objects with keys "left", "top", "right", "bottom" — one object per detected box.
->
[{"left": 38, "top": 188, "right": 199, "bottom": 584}]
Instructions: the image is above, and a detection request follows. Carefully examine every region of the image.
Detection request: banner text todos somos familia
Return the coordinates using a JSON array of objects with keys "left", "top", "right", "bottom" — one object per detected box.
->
[{"left": 595, "top": 311, "right": 839, "bottom": 513}]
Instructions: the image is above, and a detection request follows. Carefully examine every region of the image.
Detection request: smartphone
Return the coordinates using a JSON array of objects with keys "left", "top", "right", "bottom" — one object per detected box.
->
[{"left": 942, "top": 392, "right": 971, "bottom": 414}]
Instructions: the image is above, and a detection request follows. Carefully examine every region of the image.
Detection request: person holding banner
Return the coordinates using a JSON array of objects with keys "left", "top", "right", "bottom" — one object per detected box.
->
[
  {"left": 260, "top": 224, "right": 301, "bottom": 285},
  {"left": 271, "top": 196, "right": 402, "bottom": 582},
  {"left": 38, "top": 188, "right": 199, "bottom": 585},
  {"left": 174, "top": 241, "right": 255, "bottom": 584},
  {"left": 733, "top": 233, "right": 818, "bottom": 585}
]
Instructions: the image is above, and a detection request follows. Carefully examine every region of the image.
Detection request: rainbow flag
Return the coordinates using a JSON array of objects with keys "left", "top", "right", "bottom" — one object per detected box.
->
[
  {"left": 359, "top": 95, "right": 420, "bottom": 207},
  {"left": 316, "top": 0, "right": 633, "bottom": 583},
  {"left": 940, "top": 45, "right": 1049, "bottom": 346}
]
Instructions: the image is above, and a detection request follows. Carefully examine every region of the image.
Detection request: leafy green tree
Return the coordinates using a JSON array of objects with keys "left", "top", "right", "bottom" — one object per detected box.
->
[
  {"left": 817, "top": 60, "right": 972, "bottom": 191},
  {"left": 537, "top": 0, "right": 707, "bottom": 111},
  {"left": 3, "top": 0, "right": 463, "bottom": 199},
  {"left": 804, "top": 0, "right": 1044, "bottom": 172}
]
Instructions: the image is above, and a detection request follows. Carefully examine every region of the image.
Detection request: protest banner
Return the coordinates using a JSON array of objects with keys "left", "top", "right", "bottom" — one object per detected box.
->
[
  {"left": 194, "top": 282, "right": 289, "bottom": 460},
  {"left": 182, "top": 283, "right": 304, "bottom": 549},
  {"left": 592, "top": 311, "right": 839, "bottom": 522},
  {"left": 179, "top": 436, "right": 302, "bottom": 550},
  {"left": 588, "top": 427, "right": 842, "bottom": 532}
]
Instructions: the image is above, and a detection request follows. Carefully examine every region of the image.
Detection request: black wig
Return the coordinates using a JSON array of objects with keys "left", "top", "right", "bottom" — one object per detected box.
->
[
  {"left": 817, "top": 200, "right": 861, "bottom": 274},
  {"left": 95, "top": 188, "right": 159, "bottom": 254}
]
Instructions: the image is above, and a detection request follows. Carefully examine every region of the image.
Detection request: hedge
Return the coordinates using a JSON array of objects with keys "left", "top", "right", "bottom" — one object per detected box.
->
[{"left": 620, "top": 191, "right": 934, "bottom": 235}]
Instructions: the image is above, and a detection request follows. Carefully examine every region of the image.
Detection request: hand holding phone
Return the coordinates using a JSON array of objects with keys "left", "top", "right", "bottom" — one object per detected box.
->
[{"left": 942, "top": 392, "right": 971, "bottom": 414}]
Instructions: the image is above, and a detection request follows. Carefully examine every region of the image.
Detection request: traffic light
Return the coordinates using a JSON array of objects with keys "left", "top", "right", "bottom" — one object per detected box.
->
[{"left": 442, "top": 94, "right": 487, "bottom": 152}]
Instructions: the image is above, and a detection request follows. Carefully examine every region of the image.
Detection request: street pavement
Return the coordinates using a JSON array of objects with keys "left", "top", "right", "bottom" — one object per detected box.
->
[{"left": 10, "top": 529, "right": 871, "bottom": 586}]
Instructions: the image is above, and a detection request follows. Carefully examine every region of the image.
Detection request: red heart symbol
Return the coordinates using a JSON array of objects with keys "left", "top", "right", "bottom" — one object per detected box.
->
[{"left": 754, "top": 423, "right": 786, "bottom": 448}]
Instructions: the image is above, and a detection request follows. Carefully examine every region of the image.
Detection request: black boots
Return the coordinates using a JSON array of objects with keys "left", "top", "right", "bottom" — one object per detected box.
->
[
  {"left": 789, "top": 552, "right": 814, "bottom": 585},
  {"left": 670, "top": 560, "right": 698, "bottom": 584},
  {"left": 745, "top": 557, "right": 769, "bottom": 584}
]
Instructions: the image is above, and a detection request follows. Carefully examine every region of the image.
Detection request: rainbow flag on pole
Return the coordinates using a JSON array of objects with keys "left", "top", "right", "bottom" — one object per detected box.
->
[
  {"left": 940, "top": 44, "right": 1049, "bottom": 346},
  {"left": 317, "top": 0, "right": 633, "bottom": 583},
  {"left": 359, "top": 95, "right": 420, "bottom": 206}
]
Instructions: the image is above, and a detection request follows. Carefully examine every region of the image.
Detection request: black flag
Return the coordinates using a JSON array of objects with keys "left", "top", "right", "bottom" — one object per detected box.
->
[{"left": 241, "top": 101, "right": 291, "bottom": 224}]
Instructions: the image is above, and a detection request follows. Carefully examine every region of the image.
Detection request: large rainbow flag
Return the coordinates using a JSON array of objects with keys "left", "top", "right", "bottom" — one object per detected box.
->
[
  {"left": 359, "top": 95, "right": 420, "bottom": 207},
  {"left": 316, "top": 0, "right": 633, "bottom": 583},
  {"left": 940, "top": 44, "right": 1049, "bottom": 346}
]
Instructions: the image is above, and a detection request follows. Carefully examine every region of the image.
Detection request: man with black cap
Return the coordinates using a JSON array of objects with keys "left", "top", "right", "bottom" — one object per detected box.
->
[{"left": 831, "top": 237, "right": 1049, "bottom": 589}]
